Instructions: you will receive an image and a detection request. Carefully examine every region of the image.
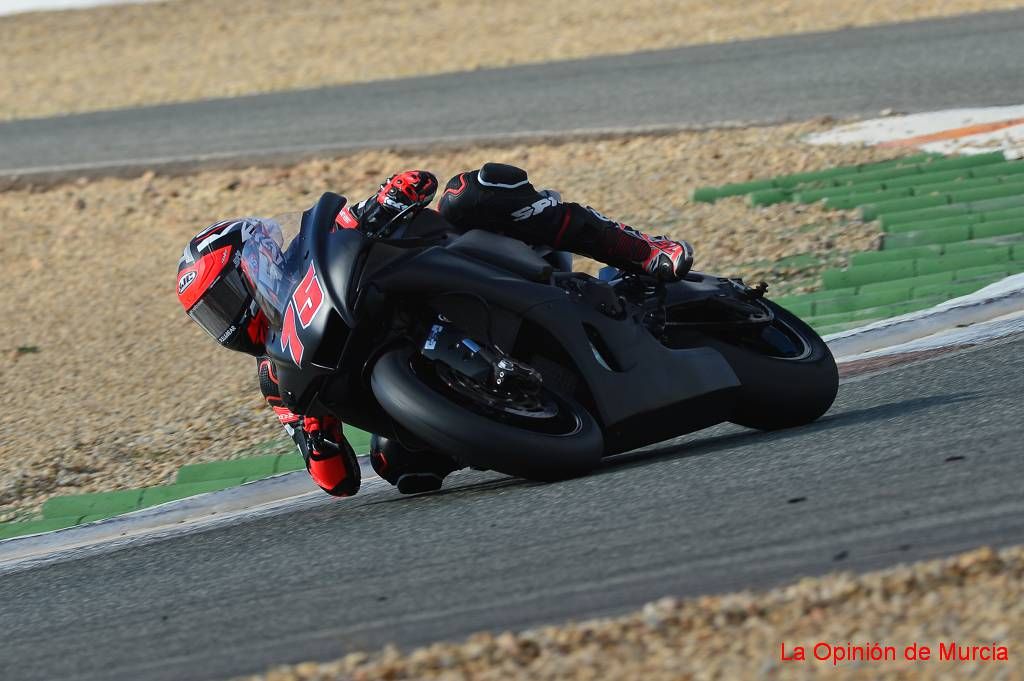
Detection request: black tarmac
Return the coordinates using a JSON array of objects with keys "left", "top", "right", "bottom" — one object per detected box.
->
[
  {"left": 2, "top": 10, "right": 1024, "bottom": 177},
  {"left": 2, "top": 338, "right": 1022, "bottom": 681}
]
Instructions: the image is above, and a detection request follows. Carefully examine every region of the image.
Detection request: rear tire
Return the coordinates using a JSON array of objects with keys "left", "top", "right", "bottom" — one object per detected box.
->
[
  {"left": 371, "top": 347, "right": 604, "bottom": 481},
  {"left": 706, "top": 301, "right": 838, "bottom": 431}
]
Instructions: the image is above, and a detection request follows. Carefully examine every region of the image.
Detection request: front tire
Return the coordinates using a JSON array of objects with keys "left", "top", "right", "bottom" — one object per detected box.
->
[{"left": 371, "top": 347, "right": 604, "bottom": 481}]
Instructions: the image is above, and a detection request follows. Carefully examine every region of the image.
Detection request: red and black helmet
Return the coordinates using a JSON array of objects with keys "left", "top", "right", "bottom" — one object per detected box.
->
[{"left": 177, "top": 219, "right": 267, "bottom": 355}]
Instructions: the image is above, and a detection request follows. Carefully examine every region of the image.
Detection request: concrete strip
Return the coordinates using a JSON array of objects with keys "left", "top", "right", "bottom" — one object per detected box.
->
[
  {"left": 826, "top": 273, "right": 1024, "bottom": 357},
  {"left": 840, "top": 308, "right": 1024, "bottom": 362}
]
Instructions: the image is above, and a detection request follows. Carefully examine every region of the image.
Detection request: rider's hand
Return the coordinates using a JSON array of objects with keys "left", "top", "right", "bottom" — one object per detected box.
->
[{"left": 374, "top": 170, "right": 438, "bottom": 214}]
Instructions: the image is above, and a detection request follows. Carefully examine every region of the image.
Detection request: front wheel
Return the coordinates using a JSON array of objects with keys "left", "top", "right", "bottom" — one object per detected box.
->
[
  {"left": 702, "top": 301, "right": 838, "bottom": 431},
  {"left": 371, "top": 347, "right": 604, "bottom": 481}
]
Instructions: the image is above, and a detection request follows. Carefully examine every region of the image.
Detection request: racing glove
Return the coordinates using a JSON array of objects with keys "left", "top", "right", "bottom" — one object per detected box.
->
[{"left": 355, "top": 169, "right": 439, "bottom": 232}]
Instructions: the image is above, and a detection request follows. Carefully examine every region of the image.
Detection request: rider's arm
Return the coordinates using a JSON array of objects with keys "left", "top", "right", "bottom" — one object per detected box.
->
[{"left": 257, "top": 357, "right": 360, "bottom": 496}]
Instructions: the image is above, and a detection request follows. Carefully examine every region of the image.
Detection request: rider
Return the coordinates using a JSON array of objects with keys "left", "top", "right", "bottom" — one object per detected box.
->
[{"left": 177, "top": 163, "right": 694, "bottom": 496}]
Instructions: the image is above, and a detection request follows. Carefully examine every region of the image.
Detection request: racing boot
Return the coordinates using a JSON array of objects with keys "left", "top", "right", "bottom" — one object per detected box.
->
[
  {"left": 338, "top": 169, "right": 439, "bottom": 233},
  {"left": 369, "top": 434, "right": 460, "bottom": 494},
  {"left": 302, "top": 416, "right": 361, "bottom": 497},
  {"left": 569, "top": 205, "right": 694, "bottom": 282}
]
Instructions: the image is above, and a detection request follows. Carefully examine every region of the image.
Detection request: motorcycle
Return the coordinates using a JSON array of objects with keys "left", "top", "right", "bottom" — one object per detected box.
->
[{"left": 246, "top": 193, "right": 838, "bottom": 482}]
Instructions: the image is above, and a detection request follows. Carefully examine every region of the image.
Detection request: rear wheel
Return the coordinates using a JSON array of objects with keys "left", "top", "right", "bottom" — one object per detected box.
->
[{"left": 371, "top": 347, "right": 603, "bottom": 481}]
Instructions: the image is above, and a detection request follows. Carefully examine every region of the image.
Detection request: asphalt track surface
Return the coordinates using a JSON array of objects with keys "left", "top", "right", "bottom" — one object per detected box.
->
[
  {"left": 2, "top": 336, "right": 1023, "bottom": 681},
  {"left": 3, "top": 9, "right": 1024, "bottom": 178}
]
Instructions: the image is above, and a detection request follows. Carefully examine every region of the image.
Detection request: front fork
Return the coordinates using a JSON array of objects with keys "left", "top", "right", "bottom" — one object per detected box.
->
[{"left": 419, "top": 318, "right": 542, "bottom": 394}]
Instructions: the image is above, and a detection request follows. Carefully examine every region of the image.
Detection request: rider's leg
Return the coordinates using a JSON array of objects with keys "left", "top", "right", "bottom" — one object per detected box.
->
[
  {"left": 437, "top": 163, "right": 693, "bottom": 281},
  {"left": 369, "top": 435, "right": 460, "bottom": 494}
]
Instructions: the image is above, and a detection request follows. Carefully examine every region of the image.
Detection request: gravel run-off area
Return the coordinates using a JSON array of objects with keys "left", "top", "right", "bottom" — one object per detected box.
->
[
  {"left": 0, "top": 120, "right": 914, "bottom": 515},
  {"left": 1, "top": 0, "right": 1023, "bottom": 120},
  {"left": 237, "top": 545, "right": 1023, "bottom": 681}
]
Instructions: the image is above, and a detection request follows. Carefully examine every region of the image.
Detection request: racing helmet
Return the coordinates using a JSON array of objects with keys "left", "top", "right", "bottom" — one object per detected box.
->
[{"left": 177, "top": 218, "right": 280, "bottom": 355}]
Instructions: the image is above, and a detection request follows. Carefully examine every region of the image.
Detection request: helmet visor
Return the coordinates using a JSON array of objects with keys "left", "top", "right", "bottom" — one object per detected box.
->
[{"left": 187, "top": 269, "right": 252, "bottom": 343}]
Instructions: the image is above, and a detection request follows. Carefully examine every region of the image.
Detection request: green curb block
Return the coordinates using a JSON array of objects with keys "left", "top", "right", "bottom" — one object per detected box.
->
[
  {"left": 921, "top": 151, "right": 1006, "bottom": 171},
  {"left": 0, "top": 517, "right": 82, "bottom": 541},
  {"left": 883, "top": 168, "right": 972, "bottom": 189},
  {"left": 880, "top": 204, "right": 973, "bottom": 230},
  {"left": 855, "top": 239, "right": 1022, "bottom": 266},
  {"left": 176, "top": 455, "right": 279, "bottom": 483},
  {"left": 852, "top": 245, "right": 944, "bottom": 265},
  {"left": 823, "top": 260, "right": 916, "bottom": 289},
  {"left": 974, "top": 218, "right": 1024, "bottom": 239},
  {"left": 858, "top": 271, "right": 955, "bottom": 293},
  {"left": 913, "top": 175, "right": 1023, "bottom": 196},
  {"left": 946, "top": 237, "right": 1024, "bottom": 253},
  {"left": 878, "top": 198, "right": 1024, "bottom": 230},
  {"left": 691, "top": 153, "right": 938, "bottom": 203},
  {"left": 774, "top": 166, "right": 868, "bottom": 188},
  {"left": 949, "top": 181, "right": 1024, "bottom": 204},
  {"left": 26, "top": 424, "right": 378, "bottom": 533},
  {"left": 276, "top": 456, "right": 306, "bottom": 473},
  {"left": 883, "top": 226, "right": 971, "bottom": 248},
  {"left": 826, "top": 187, "right": 913, "bottom": 210},
  {"left": 956, "top": 262, "right": 1024, "bottom": 280},
  {"left": 915, "top": 248, "right": 1012, "bottom": 275},
  {"left": 692, "top": 153, "right": 1001, "bottom": 205},
  {"left": 785, "top": 260, "right": 1022, "bottom": 315},
  {"left": 692, "top": 179, "right": 776, "bottom": 202},
  {"left": 823, "top": 247, "right": 1018, "bottom": 289},
  {"left": 794, "top": 184, "right": 865, "bottom": 204},
  {"left": 804, "top": 296, "right": 945, "bottom": 331},
  {"left": 776, "top": 300, "right": 813, "bottom": 317},
  {"left": 42, "top": 489, "right": 144, "bottom": 519},
  {"left": 139, "top": 479, "right": 248, "bottom": 508},
  {"left": 785, "top": 287, "right": 859, "bottom": 302},
  {"left": 912, "top": 277, "right": 1007, "bottom": 300},
  {"left": 887, "top": 212, "right": 980, "bottom": 233},
  {"left": 748, "top": 188, "right": 791, "bottom": 206},
  {"left": 839, "top": 164, "right": 923, "bottom": 186},
  {"left": 862, "top": 194, "right": 951, "bottom": 221},
  {"left": 812, "top": 288, "right": 911, "bottom": 316},
  {"left": 973, "top": 161, "right": 1024, "bottom": 178}
]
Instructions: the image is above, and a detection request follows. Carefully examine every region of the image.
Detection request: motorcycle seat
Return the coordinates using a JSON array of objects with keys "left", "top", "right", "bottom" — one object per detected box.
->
[{"left": 446, "top": 229, "right": 553, "bottom": 283}]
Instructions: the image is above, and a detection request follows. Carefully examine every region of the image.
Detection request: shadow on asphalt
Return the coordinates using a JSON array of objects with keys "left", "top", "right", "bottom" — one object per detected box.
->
[
  {"left": 357, "top": 392, "right": 984, "bottom": 502},
  {"left": 596, "top": 391, "right": 984, "bottom": 475},
  {"left": 360, "top": 474, "right": 534, "bottom": 506}
]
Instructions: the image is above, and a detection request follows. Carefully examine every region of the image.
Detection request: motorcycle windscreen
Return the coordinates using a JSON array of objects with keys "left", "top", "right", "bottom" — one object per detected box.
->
[{"left": 239, "top": 213, "right": 305, "bottom": 327}]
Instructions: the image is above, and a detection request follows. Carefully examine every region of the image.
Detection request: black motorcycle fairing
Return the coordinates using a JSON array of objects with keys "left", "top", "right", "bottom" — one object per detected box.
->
[
  {"left": 446, "top": 230, "right": 554, "bottom": 282},
  {"left": 262, "top": 193, "right": 359, "bottom": 413},
  {"left": 365, "top": 230, "right": 742, "bottom": 445}
]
